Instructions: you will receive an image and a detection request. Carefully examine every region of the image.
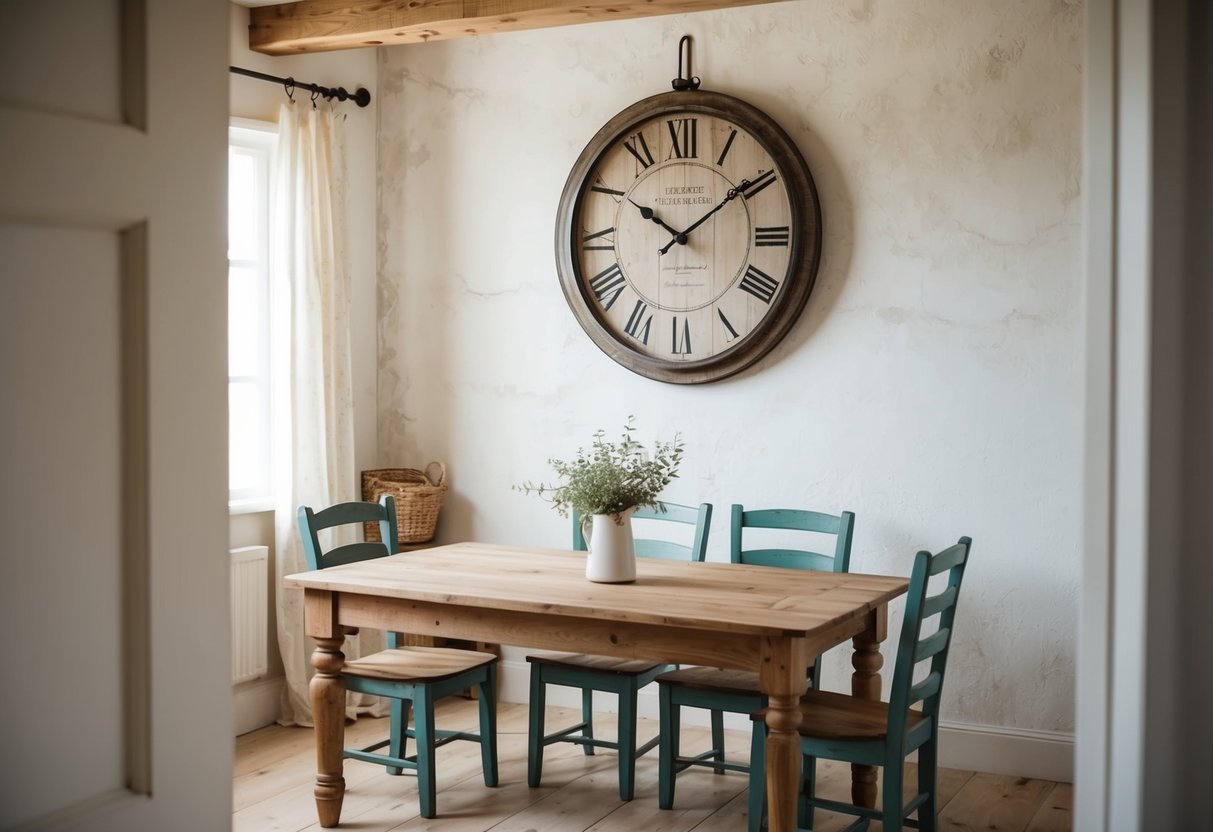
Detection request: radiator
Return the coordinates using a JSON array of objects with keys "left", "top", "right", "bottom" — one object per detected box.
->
[{"left": 230, "top": 545, "right": 269, "bottom": 684}]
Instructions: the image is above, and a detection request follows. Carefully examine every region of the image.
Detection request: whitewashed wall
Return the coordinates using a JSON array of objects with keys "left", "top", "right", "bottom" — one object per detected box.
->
[{"left": 376, "top": 0, "right": 1082, "bottom": 778}]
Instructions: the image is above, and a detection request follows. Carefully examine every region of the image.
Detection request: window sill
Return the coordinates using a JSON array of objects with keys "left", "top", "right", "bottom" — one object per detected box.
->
[{"left": 229, "top": 496, "right": 275, "bottom": 516}]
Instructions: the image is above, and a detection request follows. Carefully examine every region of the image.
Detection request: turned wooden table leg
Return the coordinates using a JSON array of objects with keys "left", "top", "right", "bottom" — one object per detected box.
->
[
  {"left": 764, "top": 693, "right": 803, "bottom": 832},
  {"left": 851, "top": 608, "right": 887, "bottom": 809},
  {"left": 761, "top": 637, "right": 808, "bottom": 832},
  {"left": 311, "top": 634, "right": 347, "bottom": 828}
]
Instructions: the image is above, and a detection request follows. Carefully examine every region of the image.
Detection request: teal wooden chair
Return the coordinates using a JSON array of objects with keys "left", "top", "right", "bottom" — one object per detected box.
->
[
  {"left": 297, "top": 495, "right": 499, "bottom": 819},
  {"left": 750, "top": 536, "right": 972, "bottom": 832},
  {"left": 526, "top": 500, "right": 712, "bottom": 801},
  {"left": 657, "top": 504, "right": 855, "bottom": 831}
]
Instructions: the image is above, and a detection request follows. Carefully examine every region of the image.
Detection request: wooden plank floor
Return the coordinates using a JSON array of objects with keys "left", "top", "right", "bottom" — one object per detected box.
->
[{"left": 234, "top": 698, "right": 1072, "bottom": 831}]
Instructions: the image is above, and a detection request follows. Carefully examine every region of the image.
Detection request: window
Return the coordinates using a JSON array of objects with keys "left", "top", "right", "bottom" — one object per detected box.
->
[{"left": 228, "top": 122, "right": 276, "bottom": 510}]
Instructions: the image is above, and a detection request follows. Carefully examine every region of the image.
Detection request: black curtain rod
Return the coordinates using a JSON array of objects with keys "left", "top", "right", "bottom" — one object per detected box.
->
[{"left": 230, "top": 65, "right": 371, "bottom": 108}]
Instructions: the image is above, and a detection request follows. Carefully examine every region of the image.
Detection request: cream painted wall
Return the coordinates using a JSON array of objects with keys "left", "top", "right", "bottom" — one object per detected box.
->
[
  {"left": 228, "top": 3, "right": 378, "bottom": 733},
  {"left": 376, "top": 0, "right": 1082, "bottom": 770}
]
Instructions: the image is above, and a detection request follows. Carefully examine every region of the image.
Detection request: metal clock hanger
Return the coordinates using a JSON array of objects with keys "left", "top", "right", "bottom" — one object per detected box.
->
[{"left": 671, "top": 35, "right": 701, "bottom": 92}]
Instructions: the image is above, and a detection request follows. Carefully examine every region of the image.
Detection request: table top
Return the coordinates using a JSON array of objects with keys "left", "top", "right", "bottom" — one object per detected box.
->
[{"left": 284, "top": 542, "right": 908, "bottom": 638}]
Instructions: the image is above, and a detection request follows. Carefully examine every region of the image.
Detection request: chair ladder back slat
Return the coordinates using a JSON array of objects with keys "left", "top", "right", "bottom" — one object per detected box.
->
[
  {"left": 914, "top": 627, "right": 951, "bottom": 663},
  {"left": 909, "top": 670, "right": 942, "bottom": 706},
  {"left": 928, "top": 541, "right": 969, "bottom": 574},
  {"left": 738, "top": 549, "right": 837, "bottom": 572},
  {"left": 740, "top": 508, "right": 842, "bottom": 533},
  {"left": 309, "top": 500, "right": 388, "bottom": 529},
  {"left": 318, "top": 542, "right": 395, "bottom": 568},
  {"left": 921, "top": 585, "right": 958, "bottom": 619},
  {"left": 634, "top": 540, "right": 695, "bottom": 560},
  {"left": 634, "top": 502, "right": 698, "bottom": 525}
]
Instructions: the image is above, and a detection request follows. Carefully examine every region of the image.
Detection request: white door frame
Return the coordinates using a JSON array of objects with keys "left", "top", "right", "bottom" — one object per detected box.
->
[{"left": 1078, "top": 0, "right": 1204, "bottom": 829}]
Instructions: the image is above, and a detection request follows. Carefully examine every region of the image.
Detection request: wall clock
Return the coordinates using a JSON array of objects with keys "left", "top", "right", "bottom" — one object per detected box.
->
[{"left": 554, "top": 88, "right": 822, "bottom": 384}]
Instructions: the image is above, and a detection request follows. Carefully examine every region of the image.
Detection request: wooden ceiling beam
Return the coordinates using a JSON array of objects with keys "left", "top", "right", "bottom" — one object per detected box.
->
[{"left": 249, "top": 0, "right": 790, "bottom": 55}]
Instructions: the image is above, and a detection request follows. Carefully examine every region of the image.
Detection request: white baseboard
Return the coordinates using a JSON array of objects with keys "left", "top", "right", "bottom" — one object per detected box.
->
[
  {"left": 497, "top": 659, "right": 1073, "bottom": 783},
  {"left": 233, "top": 676, "right": 282, "bottom": 737},
  {"left": 936, "top": 720, "right": 1073, "bottom": 783}
]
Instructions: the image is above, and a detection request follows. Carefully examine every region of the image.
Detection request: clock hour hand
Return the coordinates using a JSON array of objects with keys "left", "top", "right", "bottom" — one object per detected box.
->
[
  {"left": 627, "top": 197, "right": 684, "bottom": 238},
  {"left": 658, "top": 178, "right": 750, "bottom": 256}
]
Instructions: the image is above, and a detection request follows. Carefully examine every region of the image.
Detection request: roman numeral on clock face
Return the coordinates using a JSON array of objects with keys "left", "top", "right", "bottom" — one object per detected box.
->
[
  {"left": 624, "top": 299, "right": 653, "bottom": 345},
  {"left": 740, "top": 169, "right": 778, "bottom": 200},
  {"left": 739, "top": 264, "right": 780, "bottom": 304},
  {"left": 591, "top": 183, "right": 625, "bottom": 200},
  {"left": 589, "top": 174, "right": 624, "bottom": 203},
  {"left": 666, "top": 118, "right": 698, "bottom": 159},
  {"left": 755, "top": 226, "right": 790, "bottom": 247},
  {"left": 717, "top": 308, "right": 740, "bottom": 341},
  {"left": 671, "top": 316, "right": 692, "bottom": 355},
  {"left": 622, "top": 132, "right": 656, "bottom": 173},
  {"left": 582, "top": 227, "right": 615, "bottom": 251},
  {"left": 588, "top": 263, "right": 626, "bottom": 311},
  {"left": 716, "top": 128, "right": 738, "bottom": 167}
]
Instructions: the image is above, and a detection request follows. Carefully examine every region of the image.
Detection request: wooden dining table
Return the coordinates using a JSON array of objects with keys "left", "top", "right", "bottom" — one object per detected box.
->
[{"left": 284, "top": 542, "right": 909, "bottom": 832}]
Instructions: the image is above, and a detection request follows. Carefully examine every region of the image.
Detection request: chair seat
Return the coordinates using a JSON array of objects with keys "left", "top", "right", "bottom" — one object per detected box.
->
[
  {"left": 525, "top": 650, "right": 664, "bottom": 675},
  {"left": 755, "top": 689, "right": 925, "bottom": 743},
  {"left": 656, "top": 666, "right": 766, "bottom": 696},
  {"left": 344, "top": 646, "right": 496, "bottom": 683}
]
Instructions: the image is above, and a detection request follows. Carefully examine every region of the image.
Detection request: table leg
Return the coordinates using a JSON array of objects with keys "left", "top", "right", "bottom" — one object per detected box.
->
[
  {"left": 851, "top": 617, "right": 885, "bottom": 808},
  {"left": 311, "top": 634, "right": 347, "bottom": 828},
  {"left": 764, "top": 693, "right": 803, "bottom": 832}
]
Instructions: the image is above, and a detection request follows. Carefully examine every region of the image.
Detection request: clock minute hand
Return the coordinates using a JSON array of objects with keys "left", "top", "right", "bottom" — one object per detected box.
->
[{"left": 659, "top": 179, "right": 750, "bottom": 256}]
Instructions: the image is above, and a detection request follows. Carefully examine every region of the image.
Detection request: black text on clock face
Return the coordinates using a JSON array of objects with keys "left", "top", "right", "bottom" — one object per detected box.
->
[{"left": 577, "top": 113, "right": 794, "bottom": 362}]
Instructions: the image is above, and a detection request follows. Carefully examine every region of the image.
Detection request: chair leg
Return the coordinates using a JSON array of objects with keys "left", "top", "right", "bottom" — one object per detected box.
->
[
  {"left": 527, "top": 665, "right": 546, "bottom": 788},
  {"left": 800, "top": 755, "right": 816, "bottom": 830},
  {"left": 710, "top": 708, "right": 726, "bottom": 775},
  {"left": 917, "top": 740, "right": 939, "bottom": 832},
  {"left": 658, "top": 685, "right": 679, "bottom": 810},
  {"left": 617, "top": 686, "right": 638, "bottom": 801},
  {"left": 478, "top": 665, "right": 499, "bottom": 788},
  {"left": 387, "top": 697, "right": 411, "bottom": 775},
  {"left": 414, "top": 688, "right": 438, "bottom": 819},
  {"left": 881, "top": 756, "right": 903, "bottom": 832},
  {"left": 581, "top": 687, "right": 596, "bottom": 756},
  {"left": 747, "top": 719, "right": 766, "bottom": 832}
]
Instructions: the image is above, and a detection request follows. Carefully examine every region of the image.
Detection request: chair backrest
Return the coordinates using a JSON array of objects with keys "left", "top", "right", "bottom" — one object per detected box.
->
[
  {"left": 297, "top": 495, "right": 399, "bottom": 571},
  {"left": 886, "top": 537, "right": 972, "bottom": 750},
  {"left": 572, "top": 501, "right": 712, "bottom": 562},
  {"left": 729, "top": 504, "right": 855, "bottom": 572}
]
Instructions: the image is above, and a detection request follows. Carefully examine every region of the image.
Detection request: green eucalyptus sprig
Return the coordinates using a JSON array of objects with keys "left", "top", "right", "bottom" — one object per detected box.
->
[{"left": 515, "top": 417, "right": 684, "bottom": 521}]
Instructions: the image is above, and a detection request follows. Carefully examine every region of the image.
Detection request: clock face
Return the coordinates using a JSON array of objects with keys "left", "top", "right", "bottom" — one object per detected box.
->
[{"left": 555, "top": 90, "right": 821, "bottom": 384}]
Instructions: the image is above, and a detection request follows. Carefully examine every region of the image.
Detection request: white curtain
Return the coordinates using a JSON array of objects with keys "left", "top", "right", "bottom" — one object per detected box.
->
[{"left": 271, "top": 101, "right": 387, "bottom": 726}]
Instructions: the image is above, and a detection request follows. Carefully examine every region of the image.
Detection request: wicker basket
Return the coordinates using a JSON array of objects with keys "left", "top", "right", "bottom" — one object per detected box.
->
[{"left": 361, "top": 462, "right": 447, "bottom": 545}]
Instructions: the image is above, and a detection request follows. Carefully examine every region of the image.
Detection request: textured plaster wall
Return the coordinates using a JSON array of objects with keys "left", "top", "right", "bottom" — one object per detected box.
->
[{"left": 376, "top": 0, "right": 1083, "bottom": 735}]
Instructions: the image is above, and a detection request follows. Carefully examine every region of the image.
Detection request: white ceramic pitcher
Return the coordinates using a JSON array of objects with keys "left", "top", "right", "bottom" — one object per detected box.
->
[{"left": 583, "top": 507, "right": 637, "bottom": 583}]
